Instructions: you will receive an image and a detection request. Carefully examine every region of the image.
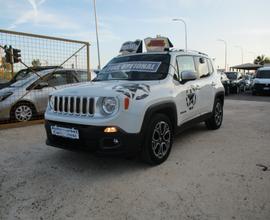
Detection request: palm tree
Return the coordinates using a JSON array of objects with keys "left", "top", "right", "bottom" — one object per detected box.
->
[{"left": 254, "top": 55, "right": 270, "bottom": 65}]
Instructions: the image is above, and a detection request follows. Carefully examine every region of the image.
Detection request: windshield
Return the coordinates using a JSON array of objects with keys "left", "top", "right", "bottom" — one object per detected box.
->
[
  {"left": 256, "top": 70, "right": 270, "bottom": 79},
  {"left": 95, "top": 54, "right": 171, "bottom": 81},
  {"left": 9, "top": 75, "right": 36, "bottom": 87},
  {"left": 225, "top": 72, "right": 237, "bottom": 80}
]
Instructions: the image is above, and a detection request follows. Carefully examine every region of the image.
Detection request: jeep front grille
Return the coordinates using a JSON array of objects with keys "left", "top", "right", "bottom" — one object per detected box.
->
[{"left": 53, "top": 96, "right": 94, "bottom": 116}]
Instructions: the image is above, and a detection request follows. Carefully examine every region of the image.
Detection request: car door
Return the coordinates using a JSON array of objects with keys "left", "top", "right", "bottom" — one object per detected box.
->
[
  {"left": 174, "top": 55, "right": 199, "bottom": 124},
  {"left": 193, "top": 57, "right": 215, "bottom": 114}
]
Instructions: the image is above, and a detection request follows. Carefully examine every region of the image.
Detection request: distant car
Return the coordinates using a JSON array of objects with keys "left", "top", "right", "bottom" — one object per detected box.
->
[
  {"left": 225, "top": 71, "right": 243, "bottom": 94},
  {"left": 252, "top": 67, "right": 270, "bottom": 95},
  {"left": 0, "top": 69, "right": 88, "bottom": 122},
  {"left": 240, "top": 74, "right": 253, "bottom": 91},
  {"left": 220, "top": 72, "right": 230, "bottom": 95},
  {"left": 0, "top": 66, "right": 62, "bottom": 90}
]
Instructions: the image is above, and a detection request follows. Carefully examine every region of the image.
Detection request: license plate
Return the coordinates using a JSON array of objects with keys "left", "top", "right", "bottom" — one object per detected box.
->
[
  {"left": 263, "top": 87, "right": 270, "bottom": 90},
  {"left": 51, "top": 125, "right": 79, "bottom": 139}
]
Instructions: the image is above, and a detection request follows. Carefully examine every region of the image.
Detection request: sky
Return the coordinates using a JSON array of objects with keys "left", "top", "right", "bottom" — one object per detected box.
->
[{"left": 0, "top": 0, "right": 270, "bottom": 69}]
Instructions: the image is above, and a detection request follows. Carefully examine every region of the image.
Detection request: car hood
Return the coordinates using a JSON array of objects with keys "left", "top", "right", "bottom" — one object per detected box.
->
[
  {"left": 0, "top": 86, "right": 17, "bottom": 95},
  {"left": 51, "top": 81, "right": 159, "bottom": 99}
]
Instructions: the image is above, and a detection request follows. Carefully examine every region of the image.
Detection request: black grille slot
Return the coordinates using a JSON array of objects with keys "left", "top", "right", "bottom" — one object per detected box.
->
[
  {"left": 70, "top": 97, "right": 74, "bottom": 113},
  {"left": 54, "top": 96, "right": 58, "bottom": 111},
  {"left": 59, "top": 97, "right": 63, "bottom": 112},
  {"left": 64, "top": 97, "right": 69, "bottom": 112},
  {"left": 89, "top": 98, "right": 94, "bottom": 114},
  {"left": 82, "top": 98, "right": 87, "bottom": 114},
  {"left": 76, "top": 97, "right": 81, "bottom": 114}
]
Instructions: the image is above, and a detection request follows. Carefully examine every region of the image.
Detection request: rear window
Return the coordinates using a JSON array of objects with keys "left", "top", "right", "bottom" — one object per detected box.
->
[{"left": 256, "top": 70, "right": 270, "bottom": 79}]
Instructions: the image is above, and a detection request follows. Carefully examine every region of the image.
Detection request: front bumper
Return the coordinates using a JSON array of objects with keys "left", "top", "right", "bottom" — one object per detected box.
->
[
  {"left": 253, "top": 83, "right": 270, "bottom": 94},
  {"left": 0, "top": 105, "right": 11, "bottom": 121},
  {"left": 45, "top": 120, "right": 142, "bottom": 156}
]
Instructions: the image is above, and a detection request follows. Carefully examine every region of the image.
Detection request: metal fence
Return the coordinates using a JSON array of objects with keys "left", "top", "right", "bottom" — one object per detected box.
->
[{"left": 0, "top": 29, "right": 91, "bottom": 125}]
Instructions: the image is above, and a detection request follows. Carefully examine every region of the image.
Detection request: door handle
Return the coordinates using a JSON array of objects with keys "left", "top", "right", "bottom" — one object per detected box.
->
[
  {"left": 195, "top": 85, "right": 200, "bottom": 90},
  {"left": 211, "top": 82, "right": 216, "bottom": 87}
]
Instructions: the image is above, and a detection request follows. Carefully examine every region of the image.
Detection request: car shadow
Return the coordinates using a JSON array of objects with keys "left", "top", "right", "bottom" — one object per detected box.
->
[{"left": 39, "top": 123, "right": 210, "bottom": 176}]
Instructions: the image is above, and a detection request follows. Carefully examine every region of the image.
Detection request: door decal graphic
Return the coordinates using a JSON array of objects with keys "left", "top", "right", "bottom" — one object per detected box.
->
[{"left": 186, "top": 88, "right": 197, "bottom": 110}]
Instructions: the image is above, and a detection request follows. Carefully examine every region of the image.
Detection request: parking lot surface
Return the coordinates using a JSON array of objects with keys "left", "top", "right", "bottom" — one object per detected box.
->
[{"left": 1, "top": 98, "right": 270, "bottom": 220}]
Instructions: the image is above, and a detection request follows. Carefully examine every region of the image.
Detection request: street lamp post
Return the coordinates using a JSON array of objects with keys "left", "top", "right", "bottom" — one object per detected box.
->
[
  {"left": 93, "top": 0, "right": 101, "bottom": 69},
  {"left": 217, "top": 39, "right": 227, "bottom": 71},
  {"left": 248, "top": 51, "right": 257, "bottom": 62},
  {"left": 235, "top": 45, "right": 244, "bottom": 64},
  {"left": 172, "top": 18, "right": 188, "bottom": 51}
]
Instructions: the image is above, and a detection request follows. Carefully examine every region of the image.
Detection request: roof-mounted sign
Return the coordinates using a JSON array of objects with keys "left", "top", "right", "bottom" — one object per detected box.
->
[
  {"left": 144, "top": 36, "right": 174, "bottom": 52},
  {"left": 120, "top": 40, "right": 143, "bottom": 55}
]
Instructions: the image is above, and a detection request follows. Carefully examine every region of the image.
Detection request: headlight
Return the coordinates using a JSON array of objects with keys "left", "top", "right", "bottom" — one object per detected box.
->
[
  {"left": 101, "top": 97, "right": 118, "bottom": 115},
  {"left": 0, "top": 92, "right": 13, "bottom": 102},
  {"left": 49, "top": 96, "right": 54, "bottom": 109}
]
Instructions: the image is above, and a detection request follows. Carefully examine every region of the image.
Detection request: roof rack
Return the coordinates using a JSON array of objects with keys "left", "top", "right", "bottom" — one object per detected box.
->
[{"left": 170, "top": 49, "right": 208, "bottom": 56}]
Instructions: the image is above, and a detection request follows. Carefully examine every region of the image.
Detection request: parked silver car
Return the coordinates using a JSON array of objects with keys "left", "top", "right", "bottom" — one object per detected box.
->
[{"left": 0, "top": 68, "right": 88, "bottom": 122}]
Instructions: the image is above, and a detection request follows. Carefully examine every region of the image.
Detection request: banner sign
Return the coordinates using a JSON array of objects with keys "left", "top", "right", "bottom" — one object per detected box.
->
[
  {"left": 144, "top": 36, "right": 174, "bottom": 52},
  {"left": 101, "top": 61, "right": 161, "bottom": 73},
  {"left": 120, "top": 40, "right": 143, "bottom": 54}
]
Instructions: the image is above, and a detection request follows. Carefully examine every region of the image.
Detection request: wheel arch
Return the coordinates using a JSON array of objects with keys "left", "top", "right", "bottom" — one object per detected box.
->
[
  {"left": 10, "top": 99, "right": 37, "bottom": 116},
  {"left": 215, "top": 91, "right": 225, "bottom": 106},
  {"left": 141, "top": 102, "right": 178, "bottom": 135}
]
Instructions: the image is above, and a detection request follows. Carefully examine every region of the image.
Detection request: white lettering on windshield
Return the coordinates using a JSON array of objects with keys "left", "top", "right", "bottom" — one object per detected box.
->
[{"left": 101, "top": 61, "right": 161, "bottom": 73}]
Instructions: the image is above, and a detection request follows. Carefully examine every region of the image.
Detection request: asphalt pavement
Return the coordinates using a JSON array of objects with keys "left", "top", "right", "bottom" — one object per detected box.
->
[{"left": 0, "top": 98, "right": 270, "bottom": 220}]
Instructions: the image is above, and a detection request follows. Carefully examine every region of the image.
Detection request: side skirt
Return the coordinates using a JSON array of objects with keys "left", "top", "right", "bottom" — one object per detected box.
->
[{"left": 175, "top": 113, "right": 212, "bottom": 135}]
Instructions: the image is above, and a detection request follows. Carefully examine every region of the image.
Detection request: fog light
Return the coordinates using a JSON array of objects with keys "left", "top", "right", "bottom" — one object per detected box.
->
[
  {"left": 104, "top": 127, "right": 118, "bottom": 133},
  {"left": 113, "top": 138, "right": 119, "bottom": 144}
]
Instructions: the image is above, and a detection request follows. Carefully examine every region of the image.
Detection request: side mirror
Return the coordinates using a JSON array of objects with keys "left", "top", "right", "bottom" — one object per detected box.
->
[
  {"left": 35, "top": 82, "right": 49, "bottom": 89},
  {"left": 173, "top": 74, "right": 179, "bottom": 81},
  {"left": 181, "top": 71, "right": 197, "bottom": 83},
  {"left": 199, "top": 57, "right": 205, "bottom": 64},
  {"left": 94, "top": 69, "right": 100, "bottom": 75}
]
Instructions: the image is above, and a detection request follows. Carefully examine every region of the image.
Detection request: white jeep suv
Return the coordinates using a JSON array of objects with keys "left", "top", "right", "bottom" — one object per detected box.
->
[{"left": 44, "top": 37, "right": 224, "bottom": 165}]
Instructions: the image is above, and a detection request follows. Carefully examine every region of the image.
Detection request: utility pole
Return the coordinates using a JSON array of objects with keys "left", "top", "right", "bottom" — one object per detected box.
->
[
  {"left": 217, "top": 39, "right": 227, "bottom": 71},
  {"left": 235, "top": 45, "right": 244, "bottom": 64},
  {"left": 172, "top": 18, "right": 188, "bottom": 51},
  {"left": 93, "top": 0, "right": 101, "bottom": 69}
]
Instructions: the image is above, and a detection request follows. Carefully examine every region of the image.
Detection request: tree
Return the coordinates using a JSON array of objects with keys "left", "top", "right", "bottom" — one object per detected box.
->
[
  {"left": 32, "top": 59, "right": 41, "bottom": 67},
  {"left": 0, "top": 57, "right": 11, "bottom": 71},
  {"left": 254, "top": 55, "right": 270, "bottom": 65}
]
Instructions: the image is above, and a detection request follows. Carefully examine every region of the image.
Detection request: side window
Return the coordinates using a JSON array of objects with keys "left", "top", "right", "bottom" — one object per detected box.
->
[
  {"left": 76, "top": 71, "right": 88, "bottom": 82},
  {"left": 68, "top": 71, "right": 80, "bottom": 83},
  {"left": 194, "top": 57, "right": 210, "bottom": 78},
  {"left": 47, "top": 72, "right": 69, "bottom": 87},
  {"left": 176, "top": 56, "right": 196, "bottom": 79}
]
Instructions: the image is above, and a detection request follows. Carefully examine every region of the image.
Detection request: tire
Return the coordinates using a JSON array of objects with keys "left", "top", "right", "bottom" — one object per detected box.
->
[
  {"left": 205, "top": 99, "right": 223, "bottom": 130},
  {"left": 225, "top": 85, "right": 230, "bottom": 96},
  {"left": 252, "top": 90, "right": 257, "bottom": 96},
  {"left": 236, "top": 86, "right": 240, "bottom": 94},
  {"left": 141, "top": 114, "right": 173, "bottom": 165},
  {"left": 11, "top": 102, "right": 36, "bottom": 122}
]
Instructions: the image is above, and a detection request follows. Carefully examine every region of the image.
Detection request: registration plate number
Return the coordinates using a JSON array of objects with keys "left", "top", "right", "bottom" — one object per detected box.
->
[{"left": 51, "top": 125, "right": 79, "bottom": 139}]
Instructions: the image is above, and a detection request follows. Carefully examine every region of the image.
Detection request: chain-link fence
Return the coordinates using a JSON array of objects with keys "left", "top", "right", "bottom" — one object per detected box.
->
[{"left": 0, "top": 29, "right": 91, "bottom": 125}]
